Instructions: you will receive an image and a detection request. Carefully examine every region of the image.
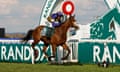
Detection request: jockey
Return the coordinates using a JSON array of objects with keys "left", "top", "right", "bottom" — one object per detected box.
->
[{"left": 47, "top": 11, "right": 64, "bottom": 28}]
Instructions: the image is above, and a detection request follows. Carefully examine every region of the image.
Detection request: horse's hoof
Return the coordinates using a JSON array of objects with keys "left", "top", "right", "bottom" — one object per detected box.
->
[
  {"left": 61, "top": 57, "right": 67, "bottom": 60},
  {"left": 48, "top": 56, "right": 55, "bottom": 62},
  {"left": 48, "top": 56, "right": 51, "bottom": 61}
]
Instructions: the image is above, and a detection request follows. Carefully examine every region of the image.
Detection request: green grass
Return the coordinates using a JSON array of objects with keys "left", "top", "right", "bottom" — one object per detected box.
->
[{"left": 0, "top": 63, "right": 120, "bottom": 72}]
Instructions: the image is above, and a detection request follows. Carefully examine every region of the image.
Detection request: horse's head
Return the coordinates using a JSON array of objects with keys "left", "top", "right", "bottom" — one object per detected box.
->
[{"left": 69, "top": 15, "right": 79, "bottom": 30}]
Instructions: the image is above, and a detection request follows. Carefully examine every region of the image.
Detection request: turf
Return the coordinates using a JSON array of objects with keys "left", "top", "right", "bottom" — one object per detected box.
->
[{"left": 0, "top": 63, "right": 120, "bottom": 72}]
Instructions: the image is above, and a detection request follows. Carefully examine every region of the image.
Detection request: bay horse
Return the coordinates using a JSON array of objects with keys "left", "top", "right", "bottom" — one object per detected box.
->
[{"left": 22, "top": 15, "right": 79, "bottom": 61}]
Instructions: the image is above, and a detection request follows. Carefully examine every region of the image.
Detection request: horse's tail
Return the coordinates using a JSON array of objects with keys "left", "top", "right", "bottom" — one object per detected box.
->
[{"left": 21, "top": 29, "right": 34, "bottom": 43}]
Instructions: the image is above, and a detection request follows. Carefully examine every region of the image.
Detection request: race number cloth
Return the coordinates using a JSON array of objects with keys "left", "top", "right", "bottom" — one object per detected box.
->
[{"left": 41, "top": 26, "right": 54, "bottom": 38}]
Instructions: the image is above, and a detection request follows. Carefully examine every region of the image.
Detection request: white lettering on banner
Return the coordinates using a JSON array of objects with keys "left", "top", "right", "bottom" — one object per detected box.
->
[
  {"left": 8, "top": 46, "right": 15, "bottom": 60},
  {"left": 44, "top": 0, "right": 53, "bottom": 18},
  {"left": 15, "top": 46, "right": 23, "bottom": 60},
  {"left": 102, "top": 46, "right": 112, "bottom": 62},
  {"left": 113, "top": 46, "right": 120, "bottom": 63},
  {"left": 39, "top": 46, "right": 50, "bottom": 61},
  {"left": 24, "top": 46, "right": 31, "bottom": 61},
  {"left": 34, "top": 46, "right": 41, "bottom": 61},
  {"left": 40, "top": 52, "right": 46, "bottom": 61},
  {"left": 93, "top": 46, "right": 101, "bottom": 62},
  {"left": 0, "top": 45, "right": 50, "bottom": 62},
  {"left": 93, "top": 45, "right": 120, "bottom": 63},
  {"left": 1, "top": 46, "right": 7, "bottom": 60}
]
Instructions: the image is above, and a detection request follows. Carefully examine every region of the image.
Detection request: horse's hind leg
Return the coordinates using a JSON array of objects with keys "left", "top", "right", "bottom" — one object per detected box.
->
[
  {"left": 51, "top": 44, "right": 57, "bottom": 57},
  {"left": 32, "top": 39, "right": 40, "bottom": 59},
  {"left": 31, "top": 29, "right": 42, "bottom": 59},
  {"left": 61, "top": 43, "right": 70, "bottom": 60},
  {"left": 42, "top": 44, "right": 56, "bottom": 61},
  {"left": 42, "top": 43, "right": 49, "bottom": 58}
]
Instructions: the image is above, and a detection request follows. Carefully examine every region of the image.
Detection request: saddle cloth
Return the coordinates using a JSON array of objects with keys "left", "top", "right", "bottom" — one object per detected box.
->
[{"left": 41, "top": 26, "right": 54, "bottom": 38}]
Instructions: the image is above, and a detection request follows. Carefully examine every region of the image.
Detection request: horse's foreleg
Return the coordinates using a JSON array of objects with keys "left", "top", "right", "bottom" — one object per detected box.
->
[
  {"left": 47, "top": 44, "right": 56, "bottom": 61},
  {"left": 51, "top": 44, "right": 57, "bottom": 57},
  {"left": 61, "top": 43, "right": 70, "bottom": 60},
  {"left": 43, "top": 44, "right": 56, "bottom": 61},
  {"left": 42, "top": 44, "right": 49, "bottom": 58}
]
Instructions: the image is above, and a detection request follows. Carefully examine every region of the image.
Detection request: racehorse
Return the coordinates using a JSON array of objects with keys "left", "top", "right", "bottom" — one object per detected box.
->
[{"left": 22, "top": 15, "right": 79, "bottom": 61}]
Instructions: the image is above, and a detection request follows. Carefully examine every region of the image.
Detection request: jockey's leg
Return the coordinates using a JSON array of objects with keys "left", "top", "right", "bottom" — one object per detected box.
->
[{"left": 61, "top": 43, "right": 70, "bottom": 60}]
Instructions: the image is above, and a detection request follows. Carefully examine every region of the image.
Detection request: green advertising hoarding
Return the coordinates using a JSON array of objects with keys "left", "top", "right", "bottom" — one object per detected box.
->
[
  {"left": 0, "top": 43, "right": 51, "bottom": 63},
  {"left": 78, "top": 42, "right": 120, "bottom": 64},
  {"left": 1, "top": 41, "right": 120, "bottom": 64}
]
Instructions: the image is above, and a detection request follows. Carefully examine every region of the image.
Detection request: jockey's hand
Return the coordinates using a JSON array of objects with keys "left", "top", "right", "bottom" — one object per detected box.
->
[
  {"left": 47, "top": 17, "right": 52, "bottom": 22},
  {"left": 51, "top": 19, "right": 55, "bottom": 22}
]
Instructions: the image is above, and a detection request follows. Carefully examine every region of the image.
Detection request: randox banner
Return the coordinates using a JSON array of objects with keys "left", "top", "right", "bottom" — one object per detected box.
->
[
  {"left": 78, "top": 41, "right": 120, "bottom": 64},
  {"left": 0, "top": 43, "right": 51, "bottom": 63}
]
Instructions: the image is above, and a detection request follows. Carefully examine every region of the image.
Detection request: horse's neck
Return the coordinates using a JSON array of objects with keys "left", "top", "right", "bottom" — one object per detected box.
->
[
  {"left": 59, "top": 20, "right": 70, "bottom": 32},
  {"left": 55, "top": 20, "right": 70, "bottom": 36}
]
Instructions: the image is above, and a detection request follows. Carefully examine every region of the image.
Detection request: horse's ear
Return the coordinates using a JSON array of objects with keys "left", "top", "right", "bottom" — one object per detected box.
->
[
  {"left": 73, "top": 14, "right": 75, "bottom": 17},
  {"left": 69, "top": 14, "right": 75, "bottom": 18},
  {"left": 71, "top": 14, "right": 75, "bottom": 18}
]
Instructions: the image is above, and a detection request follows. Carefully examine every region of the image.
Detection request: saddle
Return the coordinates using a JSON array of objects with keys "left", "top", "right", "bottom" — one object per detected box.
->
[{"left": 41, "top": 26, "right": 54, "bottom": 38}]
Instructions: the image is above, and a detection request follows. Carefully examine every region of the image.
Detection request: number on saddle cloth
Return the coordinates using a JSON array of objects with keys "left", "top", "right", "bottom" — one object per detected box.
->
[{"left": 41, "top": 26, "right": 54, "bottom": 38}]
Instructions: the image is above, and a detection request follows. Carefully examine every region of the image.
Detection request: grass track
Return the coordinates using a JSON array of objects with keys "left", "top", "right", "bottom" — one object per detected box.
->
[{"left": 0, "top": 63, "right": 120, "bottom": 72}]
